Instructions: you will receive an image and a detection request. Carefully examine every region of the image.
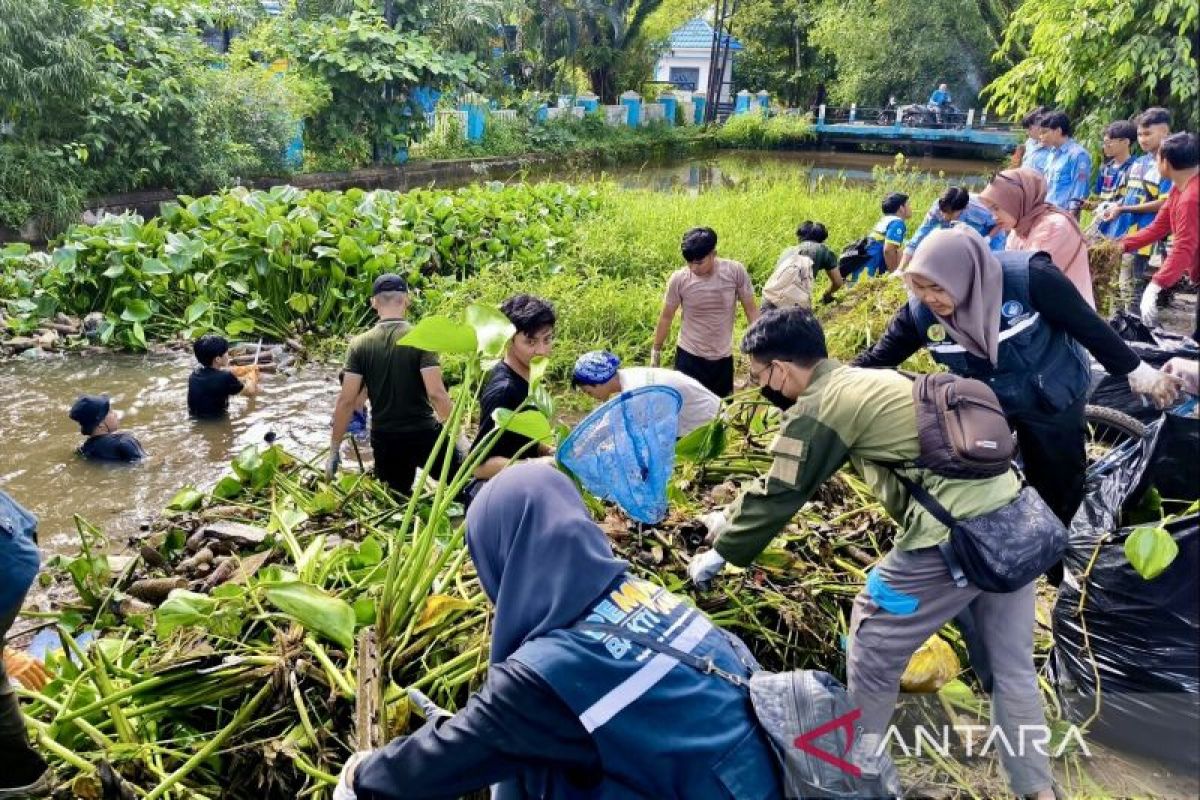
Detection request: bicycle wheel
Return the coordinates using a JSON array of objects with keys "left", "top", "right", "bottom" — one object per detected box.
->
[{"left": 1083, "top": 404, "right": 1147, "bottom": 464}]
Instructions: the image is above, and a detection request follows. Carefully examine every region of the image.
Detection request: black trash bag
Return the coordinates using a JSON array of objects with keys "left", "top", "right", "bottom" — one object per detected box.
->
[
  {"left": 1052, "top": 425, "right": 1200, "bottom": 767},
  {"left": 1147, "top": 412, "right": 1200, "bottom": 504},
  {"left": 1087, "top": 313, "right": 1198, "bottom": 423}
]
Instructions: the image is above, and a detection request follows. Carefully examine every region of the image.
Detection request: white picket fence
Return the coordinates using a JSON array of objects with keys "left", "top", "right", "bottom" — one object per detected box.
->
[{"left": 546, "top": 106, "right": 584, "bottom": 122}]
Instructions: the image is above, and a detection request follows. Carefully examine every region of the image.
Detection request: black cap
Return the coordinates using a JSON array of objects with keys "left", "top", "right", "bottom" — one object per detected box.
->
[
  {"left": 69, "top": 395, "right": 110, "bottom": 435},
  {"left": 372, "top": 273, "right": 408, "bottom": 295}
]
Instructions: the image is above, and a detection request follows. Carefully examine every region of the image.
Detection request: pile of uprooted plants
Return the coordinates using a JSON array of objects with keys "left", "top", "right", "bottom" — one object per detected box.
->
[{"left": 18, "top": 282, "right": 1056, "bottom": 799}]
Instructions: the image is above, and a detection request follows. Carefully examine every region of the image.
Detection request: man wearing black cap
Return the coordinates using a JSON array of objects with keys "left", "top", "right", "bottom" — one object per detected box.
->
[
  {"left": 328, "top": 274, "right": 457, "bottom": 494},
  {"left": 68, "top": 395, "right": 146, "bottom": 462}
]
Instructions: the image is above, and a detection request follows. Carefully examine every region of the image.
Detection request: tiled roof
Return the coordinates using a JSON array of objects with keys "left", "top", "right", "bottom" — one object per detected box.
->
[{"left": 667, "top": 18, "right": 743, "bottom": 51}]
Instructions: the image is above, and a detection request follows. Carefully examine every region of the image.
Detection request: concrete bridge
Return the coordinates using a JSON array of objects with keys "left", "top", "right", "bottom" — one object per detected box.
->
[{"left": 809, "top": 105, "right": 1020, "bottom": 159}]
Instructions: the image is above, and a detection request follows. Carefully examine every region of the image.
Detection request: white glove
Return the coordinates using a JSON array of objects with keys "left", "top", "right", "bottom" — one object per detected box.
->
[
  {"left": 407, "top": 686, "right": 452, "bottom": 721},
  {"left": 1163, "top": 357, "right": 1199, "bottom": 396},
  {"left": 1139, "top": 283, "right": 1162, "bottom": 328},
  {"left": 325, "top": 452, "right": 341, "bottom": 481},
  {"left": 687, "top": 549, "right": 727, "bottom": 588},
  {"left": 650, "top": 348, "right": 662, "bottom": 368},
  {"left": 699, "top": 510, "right": 728, "bottom": 538},
  {"left": 333, "top": 751, "right": 371, "bottom": 800},
  {"left": 1127, "top": 361, "right": 1181, "bottom": 409}
]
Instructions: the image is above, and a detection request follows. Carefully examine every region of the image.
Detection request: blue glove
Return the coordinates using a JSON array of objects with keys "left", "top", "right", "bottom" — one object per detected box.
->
[{"left": 348, "top": 409, "right": 369, "bottom": 439}]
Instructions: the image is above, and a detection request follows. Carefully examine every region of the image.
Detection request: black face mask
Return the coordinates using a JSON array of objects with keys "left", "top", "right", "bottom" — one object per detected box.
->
[{"left": 760, "top": 385, "right": 793, "bottom": 411}]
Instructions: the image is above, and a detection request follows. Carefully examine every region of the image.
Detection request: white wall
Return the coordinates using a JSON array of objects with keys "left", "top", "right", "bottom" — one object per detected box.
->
[{"left": 654, "top": 47, "right": 735, "bottom": 103}]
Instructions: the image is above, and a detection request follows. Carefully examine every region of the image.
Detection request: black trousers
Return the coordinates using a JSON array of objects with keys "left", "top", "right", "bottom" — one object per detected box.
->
[
  {"left": 371, "top": 427, "right": 461, "bottom": 496},
  {"left": 674, "top": 347, "right": 734, "bottom": 398}
]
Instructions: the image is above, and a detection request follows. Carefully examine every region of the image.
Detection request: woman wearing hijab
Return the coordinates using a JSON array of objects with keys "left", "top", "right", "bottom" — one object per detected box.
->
[
  {"left": 977, "top": 168, "right": 1096, "bottom": 307},
  {"left": 334, "top": 462, "right": 782, "bottom": 800},
  {"left": 853, "top": 228, "right": 1177, "bottom": 540}
]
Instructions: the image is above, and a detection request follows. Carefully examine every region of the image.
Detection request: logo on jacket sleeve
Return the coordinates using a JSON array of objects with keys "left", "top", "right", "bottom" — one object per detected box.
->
[
  {"left": 1001, "top": 300, "right": 1024, "bottom": 318},
  {"left": 926, "top": 324, "right": 946, "bottom": 342}
]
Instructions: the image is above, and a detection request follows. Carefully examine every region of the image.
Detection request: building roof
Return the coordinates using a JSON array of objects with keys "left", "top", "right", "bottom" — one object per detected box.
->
[{"left": 667, "top": 18, "right": 743, "bottom": 52}]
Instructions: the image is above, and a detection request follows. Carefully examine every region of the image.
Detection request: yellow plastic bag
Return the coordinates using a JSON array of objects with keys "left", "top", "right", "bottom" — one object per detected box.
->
[{"left": 900, "top": 634, "right": 960, "bottom": 693}]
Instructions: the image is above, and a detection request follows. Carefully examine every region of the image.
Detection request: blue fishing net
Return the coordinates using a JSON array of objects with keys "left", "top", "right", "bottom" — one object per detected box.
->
[{"left": 557, "top": 385, "right": 682, "bottom": 524}]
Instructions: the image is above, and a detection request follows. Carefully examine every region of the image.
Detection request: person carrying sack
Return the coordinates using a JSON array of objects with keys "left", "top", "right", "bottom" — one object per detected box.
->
[{"left": 687, "top": 307, "right": 1057, "bottom": 799}]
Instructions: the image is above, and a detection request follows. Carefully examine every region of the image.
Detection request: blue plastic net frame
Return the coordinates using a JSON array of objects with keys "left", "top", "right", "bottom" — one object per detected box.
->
[{"left": 557, "top": 385, "right": 683, "bottom": 524}]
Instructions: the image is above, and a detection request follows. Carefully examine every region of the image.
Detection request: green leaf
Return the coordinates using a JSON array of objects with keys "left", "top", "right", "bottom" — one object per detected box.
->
[
  {"left": 494, "top": 408, "right": 554, "bottom": 443},
  {"left": 676, "top": 419, "right": 728, "bottom": 463},
  {"left": 287, "top": 293, "right": 316, "bottom": 314},
  {"left": 465, "top": 303, "right": 514, "bottom": 358},
  {"left": 141, "top": 257, "right": 171, "bottom": 275},
  {"left": 120, "top": 299, "right": 153, "bottom": 322},
  {"left": 166, "top": 486, "right": 204, "bottom": 512},
  {"left": 185, "top": 299, "right": 210, "bottom": 324},
  {"left": 231, "top": 445, "right": 262, "bottom": 481},
  {"left": 528, "top": 355, "right": 549, "bottom": 388},
  {"left": 265, "top": 222, "right": 284, "bottom": 249},
  {"left": 155, "top": 590, "right": 217, "bottom": 638},
  {"left": 1125, "top": 526, "right": 1179, "bottom": 580},
  {"left": 337, "top": 235, "right": 363, "bottom": 265},
  {"left": 398, "top": 316, "right": 477, "bottom": 354},
  {"left": 211, "top": 475, "right": 244, "bottom": 500},
  {"left": 102, "top": 263, "right": 126, "bottom": 279},
  {"left": 225, "top": 317, "right": 256, "bottom": 336},
  {"left": 264, "top": 581, "right": 356, "bottom": 650}
]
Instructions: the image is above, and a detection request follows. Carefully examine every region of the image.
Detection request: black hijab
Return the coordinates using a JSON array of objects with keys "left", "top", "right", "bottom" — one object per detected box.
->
[{"left": 466, "top": 462, "right": 628, "bottom": 664}]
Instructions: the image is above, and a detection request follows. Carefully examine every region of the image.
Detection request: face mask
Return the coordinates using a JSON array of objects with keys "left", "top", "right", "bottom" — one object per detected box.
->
[{"left": 760, "top": 385, "right": 792, "bottom": 411}]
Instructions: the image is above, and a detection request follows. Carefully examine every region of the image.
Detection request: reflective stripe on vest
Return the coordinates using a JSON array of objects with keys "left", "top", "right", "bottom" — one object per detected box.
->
[{"left": 580, "top": 611, "right": 710, "bottom": 732}]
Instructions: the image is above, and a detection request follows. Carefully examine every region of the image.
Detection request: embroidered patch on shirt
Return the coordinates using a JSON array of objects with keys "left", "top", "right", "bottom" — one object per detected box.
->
[
  {"left": 1001, "top": 300, "right": 1024, "bottom": 318},
  {"left": 926, "top": 323, "right": 946, "bottom": 342}
]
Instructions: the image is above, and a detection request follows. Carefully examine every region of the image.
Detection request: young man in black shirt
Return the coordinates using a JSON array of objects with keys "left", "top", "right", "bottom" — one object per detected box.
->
[
  {"left": 68, "top": 395, "right": 145, "bottom": 462},
  {"left": 187, "top": 335, "right": 260, "bottom": 418},
  {"left": 470, "top": 295, "right": 556, "bottom": 482}
]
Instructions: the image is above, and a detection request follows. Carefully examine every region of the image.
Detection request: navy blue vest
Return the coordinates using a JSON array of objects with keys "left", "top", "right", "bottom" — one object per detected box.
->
[
  {"left": 911, "top": 252, "right": 1089, "bottom": 416},
  {"left": 511, "top": 575, "right": 782, "bottom": 800}
]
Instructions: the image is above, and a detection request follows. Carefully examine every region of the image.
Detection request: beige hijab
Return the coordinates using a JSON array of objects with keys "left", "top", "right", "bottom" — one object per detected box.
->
[
  {"left": 980, "top": 167, "right": 1086, "bottom": 240},
  {"left": 906, "top": 227, "right": 1005, "bottom": 365}
]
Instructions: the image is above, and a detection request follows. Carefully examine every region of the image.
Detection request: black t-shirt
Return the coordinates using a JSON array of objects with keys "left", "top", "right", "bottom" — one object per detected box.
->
[
  {"left": 79, "top": 433, "right": 145, "bottom": 462},
  {"left": 471, "top": 362, "right": 534, "bottom": 461},
  {"left": 188, "top": 366, "right": 244, "bottom": 418}
]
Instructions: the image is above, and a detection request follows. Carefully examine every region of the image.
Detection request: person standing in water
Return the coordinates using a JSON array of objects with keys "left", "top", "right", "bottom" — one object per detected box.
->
[{"left": 68, "top": 395, "right": 145, "bottom": 462}]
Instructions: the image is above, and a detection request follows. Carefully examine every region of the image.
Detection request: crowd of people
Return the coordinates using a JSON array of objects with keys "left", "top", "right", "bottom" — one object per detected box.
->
[{"left": 2, "top": 106, "right": 1199, "bottom": 800}]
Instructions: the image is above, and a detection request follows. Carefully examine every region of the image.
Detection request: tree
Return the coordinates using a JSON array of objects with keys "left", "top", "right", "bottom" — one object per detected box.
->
[
  {"left": 810, "top": 0, "right": 1005, "bottom": 108},
  {"left": 0, "top": 0, "right": 96, "bottom": 135},
  {"left": 732, "top": 0, "right": 832, "bottom": 107},
  {"left": 984, "top": 0, "right": 1199, "bottom": 133}
]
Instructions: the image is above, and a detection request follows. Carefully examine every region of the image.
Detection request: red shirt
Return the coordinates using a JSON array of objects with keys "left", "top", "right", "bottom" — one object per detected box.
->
[{"left": 1122, "top": 173, "right": 1200, "bottom": 288}]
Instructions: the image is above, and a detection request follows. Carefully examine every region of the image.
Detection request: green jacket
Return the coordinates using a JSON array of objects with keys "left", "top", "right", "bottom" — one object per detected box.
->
[{"left": 713, "top": 360, "right": 1021, "bottom": 567}]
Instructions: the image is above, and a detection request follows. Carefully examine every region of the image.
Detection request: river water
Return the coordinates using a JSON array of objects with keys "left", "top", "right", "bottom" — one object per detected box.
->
[{"left": 1, "top": 151, "right": 990, "bottom": 553}]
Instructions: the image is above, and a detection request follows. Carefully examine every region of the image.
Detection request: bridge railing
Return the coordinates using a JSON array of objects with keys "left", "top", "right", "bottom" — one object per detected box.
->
[{"left": 805, "top": 105, "right": 1020, "bottom": 131}]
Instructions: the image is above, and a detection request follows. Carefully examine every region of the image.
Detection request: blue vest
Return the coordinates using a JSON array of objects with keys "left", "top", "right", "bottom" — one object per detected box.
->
[
  {"left": 511, "top": 575, "right": 782, "bottom": 800},
  {"left": 911, "top": 252, "right": 1090, "bottom": 416}
]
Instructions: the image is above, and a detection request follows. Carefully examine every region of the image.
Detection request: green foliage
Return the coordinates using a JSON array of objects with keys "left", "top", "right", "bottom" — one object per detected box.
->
[
  {"left": 0, "top": 0, "right": 96, "bottom": 131},
  {"left": 714, "top": 112, "right": 814, "bottom": 149},
  {"left": 984, "top": 0, "right": 1199, "bottom": 133},
  {"left": 0, "top": 143, "right": 89, "bottom": 233},
  {"left": 1124, "top": 525, "right": 1179, "bottom": 580},
  {"left": 731, "top": 0, "right": 831, "bottom": 107},
  {"left": 6, "top": 182, "right": 598, "bottom": 348},
  {"left": 265, "top": 4, "right": 480, "bottom": 161},
  {"left": 812, "top": 0, "right": 1006, "bottom": 107}
]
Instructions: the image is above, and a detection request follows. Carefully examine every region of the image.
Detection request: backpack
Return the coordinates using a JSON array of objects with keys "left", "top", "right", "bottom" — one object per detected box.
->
[
  {"left": 763, "top": 251, "right": 815, "bottom": 310},
  {"left": 579, "top": 622, "right": 902, "bottom": 799},
  {"left": 836, "top": 237, "right": 873, "bottom": 278},
  {"left": 904, "top": 372, "right": 1014, "bottom": 479}
]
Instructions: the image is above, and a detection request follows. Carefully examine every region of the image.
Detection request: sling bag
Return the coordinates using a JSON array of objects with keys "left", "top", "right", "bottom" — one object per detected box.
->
[{"left": 577, "top": 621, "right": 901, "bottom": 799}]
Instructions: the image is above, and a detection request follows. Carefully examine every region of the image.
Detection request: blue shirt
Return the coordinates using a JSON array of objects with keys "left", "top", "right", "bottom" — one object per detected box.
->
[
  {"left": 1021, "top": 137, "right": 1051, "bottom": 174},
  {"left": 906, "top": 195, "right": 1005, "bottom": 254},
  {"left": 929, "top": 89, "right": 950, "bottom": 106},
  {"left": 1042, "top": 138, "right": 1092, "bottom": 213},
  {"left": 1113, "top": 153, "right": 1173, "bottom": 249},
  {"left": 1093, "top": 157, "right": 1134, "bottom": 238}
]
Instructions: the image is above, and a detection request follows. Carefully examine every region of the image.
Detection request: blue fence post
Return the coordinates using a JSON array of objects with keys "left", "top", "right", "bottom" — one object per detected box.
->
[
  {"left": 284, "top": 119, "right": 304, "bottom": 170},
  {"left": 536, "top": 103, "right": 549, "bottom": 123},
  {"left": 459, "top": 100, "right": 486, "bottom": 142},
  {"left": 734, "top": 89, "right": 751, "bottom": 114},
  {"left": 693, "top": 92, "right": 707, "bottom": 124},
  {"left": 756, "top": 90, "right": 770, "bottom": 113},
  {"left": 620, "top": 90, "right": 642, "bottom": 127},
  {"left": 578, "top": 92, "right": 600, "bottom": 114},
  {"left": 659, "top": 94, "right": 677, "bottom": 126}
]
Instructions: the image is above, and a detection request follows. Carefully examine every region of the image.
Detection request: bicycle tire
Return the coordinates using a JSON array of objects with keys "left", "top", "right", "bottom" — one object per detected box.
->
[{"left": 1083, "top": 404, "right": 1147, "bottom": 441}]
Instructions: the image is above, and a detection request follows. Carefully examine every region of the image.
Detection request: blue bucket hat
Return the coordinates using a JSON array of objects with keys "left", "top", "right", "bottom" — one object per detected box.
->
[
  {"left": 572, "top": 351, "right": 621, "bottom": 387},
  {"left": 69, "top": 395, "right": 110, "bottom": 435}
]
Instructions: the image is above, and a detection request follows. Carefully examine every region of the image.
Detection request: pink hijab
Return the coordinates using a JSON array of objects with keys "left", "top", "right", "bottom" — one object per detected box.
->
[
  {"left": 980, "top": 167, "right": 1086, "bottom": 240},
  {"left": 906, "top": 227, "right": 1004, "bottom": 365}
]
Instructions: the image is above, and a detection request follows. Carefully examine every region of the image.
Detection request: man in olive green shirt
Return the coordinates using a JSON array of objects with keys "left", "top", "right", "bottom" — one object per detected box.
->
[
  {"left": 686, "top": 308, "right": 1053, "bottom": 799},
  {"left": 328, "top": 274, "right": 458, "bottom": 495}
]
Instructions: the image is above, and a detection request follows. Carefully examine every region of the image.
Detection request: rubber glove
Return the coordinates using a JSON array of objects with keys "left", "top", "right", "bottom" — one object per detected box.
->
[
  {"left": 1127, "top": 361, "right": 1181, "bottom": 409},
  {"left": 1140, "top": 283, "right": 1162, "bottom": 328},
  {"left": 698, "top": 510, "right": 728, "bottom": 545},
  {"left": 1163, "top": 357, "right": 1199, "bottom": 396},
  {"left": 325, "top": 452, "right": 341, "bottom": 481},
  {"left": 3, "top": 648, "right": 51, "bottom": 691},
  {"left": 687, "top": 548, "right": 727, "bottom": 589},
  {"left": 333, "top": 751, "right": 370, "bottom": 800},
  {"left": 650, "top": 348, "right": 662, "bottom": 368},
  {"left": 407, "top": 687, "right": 451, "bottom": 721}
]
